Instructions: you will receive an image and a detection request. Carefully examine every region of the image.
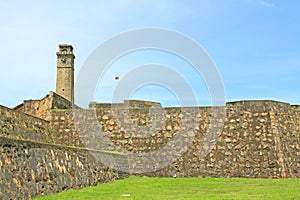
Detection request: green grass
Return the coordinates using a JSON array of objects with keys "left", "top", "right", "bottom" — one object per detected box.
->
[{"left": 34, "top": 176, "right": 300, "bottom": 200}]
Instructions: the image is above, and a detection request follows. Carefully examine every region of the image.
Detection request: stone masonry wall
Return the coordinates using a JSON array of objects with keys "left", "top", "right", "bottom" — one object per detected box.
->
[
  {"left": 0, "top": 137, "right": 127, "bottom": 199},
  {"left": 0, "top": 105, "right": 51, "bottom": 143},
  {"left": 149, "top": 101, "right": 300, "bottom": 178},
  {"left": 270, "top": 102, "right": 300, "bottom": 178},
  {"left": 0, "top": 99, "right": 299, "bottom": 198},
  {"left": 14, "top": 91, "right": 75, "bottom": 121},
  {"left": 51, "top": 91, "right": 75, "bottom": 110},
  {"left": 51, "top": 109, "right": 84, "bottom": 147},
  {"left": 14, "top": 94, "right": 53, "bottom": 121},
  {"left": 50, "top": 100, "right": 300, "bottom": 178}
]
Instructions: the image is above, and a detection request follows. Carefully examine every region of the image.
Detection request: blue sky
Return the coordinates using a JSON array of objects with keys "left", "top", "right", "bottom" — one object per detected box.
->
[{"left": 0, "top": 0, "right": 299, "bottom": 107}]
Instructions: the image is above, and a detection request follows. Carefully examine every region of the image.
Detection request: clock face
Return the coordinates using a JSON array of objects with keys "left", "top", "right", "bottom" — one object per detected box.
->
[{"left": 61, "top": 58, "right": 67, "bottom": 64}]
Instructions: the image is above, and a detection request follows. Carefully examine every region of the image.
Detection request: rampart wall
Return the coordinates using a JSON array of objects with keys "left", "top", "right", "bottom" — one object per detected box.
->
[
  {"left": 51, "top": 100, "right": 300, "bottom": 178},
  {"left": 0, "top": 104, "right": 127, "bottom": 199},
  {"left": 0, "top": 137, "right": 126, "bottom": 199},
  {"left": 13, "top": 91, "right": 74, "bottom": 121},
  {"left": 150, "top": 101, "right": 300, "bottom": 178},
  {"left": 0, "top": 100, "right": 299, "bottom": 198},
  {"left": 0, "top": 105, "right": 51, "bottom": 143}
]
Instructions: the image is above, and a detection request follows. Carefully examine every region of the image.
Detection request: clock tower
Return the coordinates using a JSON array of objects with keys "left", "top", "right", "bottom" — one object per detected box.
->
[{"left": 56, "top": 44, "right": 75, "bottom": 104}]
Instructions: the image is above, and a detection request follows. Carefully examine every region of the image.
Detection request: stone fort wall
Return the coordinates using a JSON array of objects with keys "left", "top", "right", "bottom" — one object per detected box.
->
[
  {"left": 0, "top": 99, "right": 299, "bottom": 198},
  {"left": 51, "top": 100, "right": 300, "bottom": 178},
  {"left": 0, "top": 105, "right": 127, "bottom": 199},
  {"left": 14, "top": 91, "right": 74, "bottom": 121},
  {"left": 0, "top": 104, "right": 51, "bottom": 143},
  {"left": 150, "top": 101, "right": 300, "bottom": 178},
  {"left": 0, "top": 137, "right": 126, "bottom": 199}
]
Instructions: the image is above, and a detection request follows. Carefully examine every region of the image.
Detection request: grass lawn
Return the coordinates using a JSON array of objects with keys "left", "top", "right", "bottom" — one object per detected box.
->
[{"left": 34, "top": 176, "right": 300, "bottom": 200}]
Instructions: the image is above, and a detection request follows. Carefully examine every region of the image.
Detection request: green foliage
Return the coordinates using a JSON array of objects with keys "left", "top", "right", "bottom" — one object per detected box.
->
[
  {"left": 53, "top": 107, "right": 59, "bottom": 110},
  {"left": 34, "top": 176, "right": 300, "bottom": 200}
]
